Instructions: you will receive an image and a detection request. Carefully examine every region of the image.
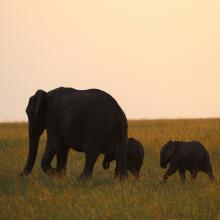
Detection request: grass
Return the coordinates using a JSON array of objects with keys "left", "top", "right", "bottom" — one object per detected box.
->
[{"left": 0, "top": 119, "right": 220, "bottom": 219}]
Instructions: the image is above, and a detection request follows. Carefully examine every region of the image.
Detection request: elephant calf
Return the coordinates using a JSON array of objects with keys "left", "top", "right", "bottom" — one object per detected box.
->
[
  {"left": 103, "top": 137, "right": 145, "bottom": 178},
  {"left": 160, "top": 140, "right": 215, "bottom": 183}
]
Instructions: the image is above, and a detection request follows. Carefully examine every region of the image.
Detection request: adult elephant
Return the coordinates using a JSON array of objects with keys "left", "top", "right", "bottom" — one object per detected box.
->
[{"left": 20, "top": 87, "right": 128, "bottom": 180}]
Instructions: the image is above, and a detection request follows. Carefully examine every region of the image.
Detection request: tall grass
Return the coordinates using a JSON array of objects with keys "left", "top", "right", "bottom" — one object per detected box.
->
[{"left": 0, "top": 119, "right": 220, "bottom": 219}]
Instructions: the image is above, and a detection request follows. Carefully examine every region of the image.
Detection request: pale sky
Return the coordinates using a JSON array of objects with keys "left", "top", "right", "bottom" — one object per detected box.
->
[{"left": 1, "top": 0, "right": 220, "bottom": 121}]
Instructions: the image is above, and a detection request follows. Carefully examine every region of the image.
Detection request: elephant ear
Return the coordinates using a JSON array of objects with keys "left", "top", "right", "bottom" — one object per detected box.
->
[
  {"left": 165, "top": 141, "right": 176, "bottom": 161},
  {"left": 34, "top": 90, "right": 46, "bottom": 118}
]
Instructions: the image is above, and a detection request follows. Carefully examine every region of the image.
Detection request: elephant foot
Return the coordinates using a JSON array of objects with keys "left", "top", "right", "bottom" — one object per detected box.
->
[
  {"left": 163, "top": 175, "right": 168, "bottom": 183},
  {"left": 209, "top": 176, "right": 215, "bottom": 183},
  {"left": 46, "top": 167, "right": 58, "bottom": 176},
  {"left": 19, "top": 168, "right": 31, "bottom": 177},
  {"left": 19, "top": 171, "right": 28, "bottom": 177},
  {"left": 114, "top": 173, "right": 128, "bottom": 180},
  {"left": 133, "top": 174, "right": 140, "bottom": 180},
  {"left": 130, "top": 170, "right": 140, "bottom": 179},
  {"left": 56, "top": 169, "right": 66, "bottom": 177},
  {"left": 118, "top": 169, "right": 129, "bottom": 181},
  {"left": 118, "top": 175, "right": 128, "bottom": 181}
]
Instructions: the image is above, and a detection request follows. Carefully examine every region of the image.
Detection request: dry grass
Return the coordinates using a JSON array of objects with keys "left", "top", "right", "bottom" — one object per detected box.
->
[{"left": 0, "top": 119, "right": 220, "bottom": 219}]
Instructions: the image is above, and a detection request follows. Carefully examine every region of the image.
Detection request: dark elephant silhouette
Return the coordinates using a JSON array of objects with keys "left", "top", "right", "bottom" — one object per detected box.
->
[
  {"left": 160, "top": 140, "right": 215, "bottom": 183},
  {"left": 20, "top": 87, "right": 128, "bottom": 180},
  {"left": 102, "top": 137, "right": 144, "bottom": 178}
]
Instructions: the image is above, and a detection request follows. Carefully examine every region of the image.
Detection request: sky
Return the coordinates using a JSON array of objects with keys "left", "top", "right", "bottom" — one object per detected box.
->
[{"left": 1, "top": 0, "right": 220, "bottom": 121}]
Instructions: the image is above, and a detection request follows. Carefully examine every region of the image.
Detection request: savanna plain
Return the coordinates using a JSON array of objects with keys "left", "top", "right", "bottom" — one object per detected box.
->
[{"left": 0, "top": 119, "right": 220, "bottom": 220}]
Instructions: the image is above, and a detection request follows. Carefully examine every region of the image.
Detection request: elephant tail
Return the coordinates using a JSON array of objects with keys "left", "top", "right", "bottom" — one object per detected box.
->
[{"left": 102, "top": 153, "right": 113, "bottom": 169}]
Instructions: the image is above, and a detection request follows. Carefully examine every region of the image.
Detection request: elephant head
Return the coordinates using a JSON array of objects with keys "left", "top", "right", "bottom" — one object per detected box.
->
[
  {"left": 160, "top": 140, "right": 176, "bottom": 169},
  {"left": 21, "top": 89, "right": 46, "bottom": 175}
]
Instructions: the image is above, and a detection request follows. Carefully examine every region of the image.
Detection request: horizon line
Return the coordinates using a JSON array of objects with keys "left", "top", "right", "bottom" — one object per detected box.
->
[{"left": 0, "top": 117, "right": 220, "bottom": 123}]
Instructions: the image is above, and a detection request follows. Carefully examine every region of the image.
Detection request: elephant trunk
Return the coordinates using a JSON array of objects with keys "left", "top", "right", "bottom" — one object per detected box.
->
[
  {"left": 160, "top": 156, "right": 167, "bottom": 169},
  {"left": 21, "top": 125, "right": 42, "bottom": 175},
  {"left": 160, "top": 159, "right": 167, "bottom": 169}
]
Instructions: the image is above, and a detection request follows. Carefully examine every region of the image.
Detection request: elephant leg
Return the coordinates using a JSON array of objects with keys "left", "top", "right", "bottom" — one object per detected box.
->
[
  {"left": 115, "top": 149, "right": 128, "bottom": 180},
  {"left": 178, "top": 169, "right": 186, "bottom": 183},
  {"left": 56, "top": 147, "right": 69, "bottom": 176},
  {"left": 204, "top": 166, "right": 215, "bottom": 182},
  {"left": 130, "top": 168, "right": 140, "bottom": 179},
  {"left": 206, "top": 172, "right": 215, "bottom": 183},
  {"left": 41, "top": 140, "right": 59, "bottom": 175},
  {"left": 190, "top": 170, "right": 198, "bottom": 182},
  {"left": 127, "top": 163, "right": 139, "bottom": 179},
  {"left": 128, "top": 169, "right": 137, "bottom": 179},
  {"left": 114, "top": 164, "right": 119, "bottom": 179},
  {"left": 79, "top": 151, "right": 100, "bottom": 180},
  {"left": 163, "top": 165, "right": 177, "bottom": 183},
  {"left": 132, "top": 160, "right": 144, "bottom": 179}
]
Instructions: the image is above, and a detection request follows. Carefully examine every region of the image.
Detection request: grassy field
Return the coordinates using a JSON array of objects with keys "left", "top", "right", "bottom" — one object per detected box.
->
[{"left": 0, "top": 119, "right": 220, "bottom": 220}]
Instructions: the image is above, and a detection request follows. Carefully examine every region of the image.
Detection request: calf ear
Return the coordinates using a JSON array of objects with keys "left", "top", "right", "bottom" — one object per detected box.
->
[{"left": 166, "top": 142, "right": 176, "bottom": 160}]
